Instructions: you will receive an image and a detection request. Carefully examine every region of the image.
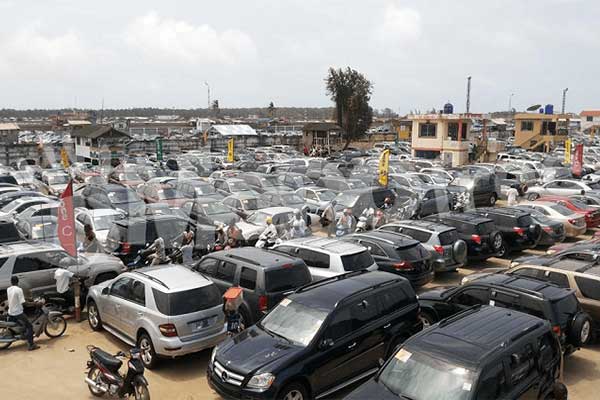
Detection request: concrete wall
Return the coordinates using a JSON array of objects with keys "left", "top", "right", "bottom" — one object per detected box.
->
[{"left": 0, "top": 143, "right": 63, "bottom": 167}]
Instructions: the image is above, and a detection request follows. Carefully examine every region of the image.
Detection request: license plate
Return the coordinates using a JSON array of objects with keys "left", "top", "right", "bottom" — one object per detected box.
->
[{"left": 191, "top": 317, "right": 216, "bottom": 331}]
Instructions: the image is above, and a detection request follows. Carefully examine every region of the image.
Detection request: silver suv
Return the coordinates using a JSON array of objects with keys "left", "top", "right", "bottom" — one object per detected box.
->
[
  {"left": 86, "top": 265, "right": 226, "bottom": 369},
  {"left": 0, "top": 241, "right": 126, "bottom": 316},
  {"left": 273, "top": 237, "right": 378, "bottom": 281}
]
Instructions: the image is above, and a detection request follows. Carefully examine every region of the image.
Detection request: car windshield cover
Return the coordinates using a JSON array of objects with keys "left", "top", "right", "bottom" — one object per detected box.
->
[
  {"left": 341, "top": 250, "right": 374, "bottom": 271},
  {"left": 93, "top": 214, "right": 125, "bottom": 231},
  {"left": 152, "top": 285, "right": 221, "bottom": 316},
  {"left": 259, "top": 299, "right": 327, "bottom": 347},
  {"left": 265, "top": 264, "right": 312, "bottom": 292},
  {"left": 107, "top": 190, "right": 139, "bottom": 204},
  {"left": 48, "top": 175, "right": 69, "bottom": 184},
  {"left": 200, "top": 202, "right": 231, "bottom": 215},
  {"left": 379, "top": 349, "right": 475, "bottom": 400},
  {"left": 158, "top": 188, "right": 183, "bottom": 200}
]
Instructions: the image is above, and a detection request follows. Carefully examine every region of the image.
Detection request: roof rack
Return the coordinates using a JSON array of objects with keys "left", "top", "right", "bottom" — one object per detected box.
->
[
  {"left": 223, "top": 253, "right": 261, "bottom": 266},
  {"left": 133, "top": 271, "right": 170, "bottom": 289},
  {"left": 295, "top": 270, "right": 371, "bottom": 294}
]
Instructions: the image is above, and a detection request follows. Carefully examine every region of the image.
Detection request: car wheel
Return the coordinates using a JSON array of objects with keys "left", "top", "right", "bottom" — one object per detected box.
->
[
  {"left": 489, "top": 193, "right": 497, "bottom": 206},
  {"left": 278, "top": 382, "right": 308, "bottom": 400},
  {"left": 87, "top": 300, "right": 103, "bottom": 331},
  {"left": 0, "top": 295, "right": 8, "bottom": 319},
  {"left": 452, "top": 240, "right": 468, "bottom": 265},
  {"left": 138, "top": 333, "right": 159, "bottom": 369},
  {"left": 419, "top": 311, "right": 436, "bottom": 329},
  {"left": 528, "top": 192, "right": 540, "bottom": 201},
  {"left": 496, "top": 244, "right": 508, "bottom": 258},
  {"left": 572, "top": 313, "right": 593, "bottom": 346}
]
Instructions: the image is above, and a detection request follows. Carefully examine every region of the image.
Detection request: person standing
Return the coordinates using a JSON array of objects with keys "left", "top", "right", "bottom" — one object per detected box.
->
[
  {"left": 82, "top": 224, "right": 103, "bottom": 253},
  {"left": 181, "top": 225, "right": 195, "bottom": 263},
  {"left": 7, "top": 276, "right": 39, "bottom": 351},
  {"left": 322, "top": 200, "right": 337, "bottom": 237},
  {"left": 507, "top": 186, "right": 519, "bottom": 206}
]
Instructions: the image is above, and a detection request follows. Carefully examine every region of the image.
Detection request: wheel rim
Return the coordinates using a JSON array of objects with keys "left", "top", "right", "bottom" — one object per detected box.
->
[
  {"left": 131, "top": 383, "right": 148, "bottom": 400},
  {"left": 88, "top": 304, "right": 98, "bottom": 328},
  {"left": 0, "top": 300, "right": 8, "bottom": 318},
  {"left": 46, "top": 317, "right": 66, "bottom": 336},
  {"left": 493, "top": 235, "right": 502, "bottom": 251},
  {"left": 140, "top": 338, "right": 152, "bottom": 365},
  {"left": 88, "top": 368, "right": 104, "bottom": 395},
  {"left": 0, "top": 326, "right": 13, "bottom": 349},
  {"left": 581, "top": 321, "right": 591, "bottom": 343},
  {"left": 490, "top": 195, "right": 496, "bottom": 205},
  {"left": 420, "top": 316, "right": 431, "bottom": 328},
  {"left": 497, "top": 246, "right": 506, "bottom": 256},
  {"left": 284, "top": 389, "right": 303, "bottom": 400}
]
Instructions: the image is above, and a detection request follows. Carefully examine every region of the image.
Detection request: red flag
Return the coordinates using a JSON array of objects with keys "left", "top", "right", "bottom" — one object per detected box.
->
[
  {"left": 58, "top": 180, "right": 77, "bottom": 257},
  {"left": 572, "top": 143, "right": 584, "bottom": 177}
]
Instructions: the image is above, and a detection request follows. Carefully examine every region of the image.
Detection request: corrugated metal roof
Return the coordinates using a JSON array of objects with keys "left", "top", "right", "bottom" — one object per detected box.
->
[
  {"left": 210, "top": 124, "right": 257, "bottom": 136},
  {"left": 0, "top": 123, "right": 20, "bottom": 130}
]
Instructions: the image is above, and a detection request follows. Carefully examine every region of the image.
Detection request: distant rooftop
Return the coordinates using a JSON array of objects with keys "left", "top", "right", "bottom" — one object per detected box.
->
[
  {"left": 0, "top": 123, "right": 20, "bottom": 130},
  {"left": 209, "top": 124, "right": 257, "bottom": 136}
]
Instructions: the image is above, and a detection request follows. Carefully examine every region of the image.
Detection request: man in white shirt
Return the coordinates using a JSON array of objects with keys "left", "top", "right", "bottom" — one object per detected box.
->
[{"left": 7, "top": 276, "right": 39, "bottom": 351}]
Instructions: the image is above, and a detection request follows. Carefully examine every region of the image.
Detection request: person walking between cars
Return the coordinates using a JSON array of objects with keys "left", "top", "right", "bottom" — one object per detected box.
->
[
  {"left": 82, "top": 224, "right": 102, "bottom": 253},
  {"left": 507, "top": 186, "right": 519, "bottom": 206},
  {"left": 181, "top": 225, "right": 195, "bottom": 264},
  {"left": 226, "top": 221, "right": 242, "bottom": 249},
  {"left": 336, "top": 209, "right": 353, "bottom": 237},
  {"left": 147, "top": 236, "right": 166, "bottom": 265},
  {"left": 291, "top": 209, "right": 308, "bottom": 238},
  {"left": 301, "top": 205, "right": 312, "bottom": 235},
  {"left": 322, "top": 200, "right": 336, "bottom": 237},
  {"left": 7, "top": 276, "right": 39, "bottom": 351}
]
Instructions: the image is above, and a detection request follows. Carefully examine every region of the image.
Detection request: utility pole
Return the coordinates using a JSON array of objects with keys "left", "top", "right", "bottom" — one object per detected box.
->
[
  {"left": 508, "top": 93, "right": 515, "bottom": 112},
  {"left": 204, "top": 81, "right": 211, "bottom": 112},
  {"left": 466, "top": 76, "right": 472, "bottom": 114},
  {"left": 561, "top": 88, "right": 568, "bottom": 114}
]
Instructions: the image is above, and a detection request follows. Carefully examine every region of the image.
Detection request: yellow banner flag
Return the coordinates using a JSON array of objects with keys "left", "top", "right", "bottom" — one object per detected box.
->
[
  {"left": 227, "top": 138, "right": 234, "bottom": 163},
  {"left": 378, "top": 149, "right": 390, "bottom": 186},
  {"left": 565, "top": 139, "right": 571, "bottom": 164},
  {"left": 61, "top": 148, "right": 70, "bottom": 168}
]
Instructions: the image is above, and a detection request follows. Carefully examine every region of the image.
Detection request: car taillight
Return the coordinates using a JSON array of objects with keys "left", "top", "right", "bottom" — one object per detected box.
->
[
  {"left": 121, "top": 242, "right": 131, "bottom": 254},
  {"left": 433, "top": 245, "right": 444, "bottom": 255},
  {"left": 259, "top": 295, "right": 268, "bottom": 312},
  {"left": 513, "top": 227, "right": 525, "bottom": 236},
  {"left": 471, "top": 234, "right": 482, "bottom": 245},
  {"left": 393, "top": 261, "right": 413, "bottom": 271},
  {"left": 543, "top": 226, "right": 553, "bottom": 233},
  {"left": 159, "top": 323, "right": 178, "bottom": 337},
  {"left": 567, "top": 219, "right": 576, "bottom": 224},
  {"left": 552, "top": 325, "right": 561, "bottom": 335}
]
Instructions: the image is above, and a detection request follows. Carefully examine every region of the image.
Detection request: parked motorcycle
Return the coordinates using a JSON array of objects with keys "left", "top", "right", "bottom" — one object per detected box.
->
[
  {"left": 85, "top": 345, "right": 150, "bottom": 400},
  {"left": 0, "top": 300, "right": 67, "bottom": 349},
  {"left": 255, "top": 231, "right": 281, "bottom": 249},
  {"left": 127, "top": 242, "right": 180, "bottom": 269}
]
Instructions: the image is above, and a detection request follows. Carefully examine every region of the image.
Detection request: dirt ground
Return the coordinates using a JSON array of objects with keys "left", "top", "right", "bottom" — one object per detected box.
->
[{"left": 1, "top": 235, "right": 600, "bottom": 399}]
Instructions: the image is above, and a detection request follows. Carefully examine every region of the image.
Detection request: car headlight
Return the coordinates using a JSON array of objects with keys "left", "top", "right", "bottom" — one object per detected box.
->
[
  {"left": 246, "top": 373, "right": 275, "bottom": 390},
  {"left": 210, "top": 346, "right": 217, "bottom": 366}
]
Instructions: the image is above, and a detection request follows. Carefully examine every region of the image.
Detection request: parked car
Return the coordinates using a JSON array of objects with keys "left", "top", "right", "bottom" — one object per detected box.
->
[
  {"left": 277, "top": 172, "right": 315, "bottom": 190},
  {"left": 207, "top": 270, "right": 423, "bottom": 400},
  {"left": 74, "top": 208, "right": 126, "bottom": 247},
  {"left": 222, "top": 193, "right": 270, "bottom": 219},
  {"left": 86, "top": 265, "right": 226, "bottom": 369},
  {"left": 213, "top": 178, "right": 259, "bottom": 197},
  {"left": 41, "top": 172, "right": 70, "bottom": 195},
  {"left": 527, "top": 179, "right": 600, "bottom": 200},
  {"left": 136, "top": 182, "right": 189, "bottom": 208},
  {"left": 333, "top": 187, "right": 398, "bottom": 219},
  {"left": 315, "top": 176, "right": 367, "bottom": 193},
  {"left": 236, "top": 207, "right": 296, "bottom": 244},
  {"left": 175, "top": 179, "right": 224, "bottom": 200},
  {"left": 1, "top": 196, "right": 55, "bottom": 216},
  {"left": 192, "top": 248, "right": 311, "bottom": 325},
  {"left": 378, "top": 220, "right": 467, "bottom": 272},
  {"left": 423, "top": 212, "right": 503, "bottom": 261},
  {"left": 294, "top": 186, "right": 337, "bottom": 214},
  {"left": 241, "top": 172, "right": 292, "bottom": 194},
  {"left": 418, "top": 274, "right": 592, "bottom": 354},
  {"left": 108, "top": 171, "right": 144, "bottom": 189},
  {"left": 512, "top": 205, "right": 566, "bottom": 246},
  {"left": 274, "top": 237, "right": 377, "bottom": 281},
  {"left": 537, "top": 195, "right": 600, "bottom": 228},
  {"left": 346, "top": 306, "right": 566, "bottom": 400},
  {"left": 450, "top": 169, "right": 498, "bottom": 206},
  {"left": 77, "top": 183, "right": 146, "bottom": 217},
  {"left": 0, "top": 211, "right": 24, "bottom": 243},
  {"left": 468, "top": 207, "right": 541, "bottom": 257},
  {"left": 341, "top": 231, "right": 434, "bottom": 287},
  {"left": 516, "top": 201, "right": 587, "bottom": 238},
  {"left": 187, "top": 197, "right": 241, "bottom": 226}
]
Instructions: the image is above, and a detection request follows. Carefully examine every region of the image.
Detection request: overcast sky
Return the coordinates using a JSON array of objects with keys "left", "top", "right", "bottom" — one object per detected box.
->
[{"left": 1, "top": 0, "right": 598, "bottom": 113}]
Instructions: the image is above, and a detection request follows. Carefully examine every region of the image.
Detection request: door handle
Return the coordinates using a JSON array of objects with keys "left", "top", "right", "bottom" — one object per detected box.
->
[
  {"left": 383, "top": 323, "right": 391, "bottom": 329},
  {"left": 347, "top": 342, "right": 357, "bottom": 350}
]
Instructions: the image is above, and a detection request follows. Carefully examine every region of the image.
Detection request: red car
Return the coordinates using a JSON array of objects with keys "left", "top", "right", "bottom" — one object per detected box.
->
[{"left": 538, "top": 195, "right": 600, "bottom": 228}]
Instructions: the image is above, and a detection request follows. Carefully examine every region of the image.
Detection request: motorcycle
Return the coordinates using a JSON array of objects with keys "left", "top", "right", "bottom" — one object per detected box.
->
[
  {"left": 127, "top": 242, "right": 179, "bottom": 269},
  {"left": 0, "top": 300, "right": 67, "bottom": 350},
  {"left": 85, "top": 345, "right": 150, "bottom": 399},
  {"left": 255, "top": 230, "right": 281, "bottom": 249}
]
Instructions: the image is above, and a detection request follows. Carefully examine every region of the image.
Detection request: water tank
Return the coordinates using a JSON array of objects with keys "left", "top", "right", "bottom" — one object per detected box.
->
[
  {"left": 539, "top": 108, "right": 544, "bottom": 114},
  {"left": 544, "top": 104, "right": 554, "bottom": 115},
  {"left": 443, "top": 102, "right": 454, "bottom": 114}
]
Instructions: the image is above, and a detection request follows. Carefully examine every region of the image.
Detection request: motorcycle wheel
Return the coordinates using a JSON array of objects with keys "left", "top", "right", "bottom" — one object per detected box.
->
[
  {"left": 131, "top": 382, "right": 150, "bottom": 400},
  {"left": 87, "top": 367, "right": 105, "bottom": 397},
  {"left": 45, "top": 315, "right": 67, "bottom": 338},
  {"left": 0, "top": 326, "right": 13, "bottom": 350}
]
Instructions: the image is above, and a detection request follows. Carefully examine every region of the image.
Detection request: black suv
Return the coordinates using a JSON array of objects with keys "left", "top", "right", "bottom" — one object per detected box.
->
[
  {"left": 192, "top": 248, "right": 312, "bottom": 325},
  {"left": 346, "top": 306, "right": 567, "bottom": 400},
  {"left": 76, "top": 183, "right": 145, "bottom": 217},
  {"left": 418, "top": 274, "right": 592, "bottom": 354},
  {"left": 105, "top": 215, "right": 215, "bottom": 264},
  {"left": 342, "top": 231, "right": 434, "bottom": 287},
  {"left": 423, "top": 212, "right": 503, "bottom": 261},
  {"left": 469, "top": 207, "right": 541, "bottom": 257},
  {"left": 207, "top": 270, "right": 422, "bottom": 400}
]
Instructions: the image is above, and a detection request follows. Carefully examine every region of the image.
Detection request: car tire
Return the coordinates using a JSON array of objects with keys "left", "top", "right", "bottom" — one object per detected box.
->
[
  {"left": 0, "top": 294, "right": 8, "bottom": 319},
  {"left": 528, "top": 192, "right": 540, "bottom": 201},
  {"left": 419, "top": 311, "right": 436, "bottom": 329},
  {"left": 489, "top": 193, "right": 497, "bottom": 206},
  {"left": 490, "top": 231, "right": 504, "bottom": 252},
  {"left": 452, "top": 240, "right": 468, "bottom": 265},
  {"left": 572, "top": 313, "right": 593, "bottom": 347},
  {"left": 138, "top": 333, "right": 159, "bottom": 369},
  {"left": 87, "top": 300, "right": 103, "bottom": 331},
  {"left": 529, "top": 224, "right": 542, "bottom": 242},
  {"left": 496, "top": 244, "right": 509, "bottom": 258},
  {"left": 277, "top": 382, "right": 309, "bottom": 400}
]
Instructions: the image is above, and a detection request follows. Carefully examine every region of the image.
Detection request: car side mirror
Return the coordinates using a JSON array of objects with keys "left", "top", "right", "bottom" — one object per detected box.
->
[
  {"left": 101, "top": 287, "right": 109, "bottom": 296},
  {"left": 319, "top": 338, "right": 334, "bottom": 350}
]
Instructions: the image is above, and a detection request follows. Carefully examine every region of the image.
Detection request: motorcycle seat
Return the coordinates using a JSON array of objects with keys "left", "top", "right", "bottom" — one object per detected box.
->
[{"left": 92, "top": 348, "right": 123, "bottom": 371}]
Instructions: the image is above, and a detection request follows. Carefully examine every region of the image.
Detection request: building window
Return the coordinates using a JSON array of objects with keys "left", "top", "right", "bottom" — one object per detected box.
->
[
  {"left": 521, "top": 121, "right": 534, "bottom": 131},
  {"left": 587, "top": 116, "right": 593, "bottom": 122},
  {"left": 448, "top": 123, "right": 458, "bottom": 140},
  {"left": 419, "top": 123, "right": 437, "bottom": 138}
]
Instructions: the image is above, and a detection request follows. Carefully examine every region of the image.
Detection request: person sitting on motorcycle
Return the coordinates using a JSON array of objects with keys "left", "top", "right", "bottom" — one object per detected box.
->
[
  {"left": 291, "top": 209, "right": 307, "bottom": 238},
  {"left": 7, "top": 276, "right": 39, "bottom": 351},
  {"left": 383, "top": 197, "right": 393, "bottom": 210},
  {"left": 301, "top": 205, "right": 312, "bottom": 234},
  {"left": 147, "top": 236, "right": 166, "bottom": 265},
  {"left": 226, "top": 221, "right": 242, "bottom": 249},
  {"left": 181, "top": 225, "right": 195, "bottom": 264},
  {"left": 256, "top": 216, "right": 279, "bottom": 248},
  {"left": 336, "top": 209, "right": 354, "bottom": 237}
]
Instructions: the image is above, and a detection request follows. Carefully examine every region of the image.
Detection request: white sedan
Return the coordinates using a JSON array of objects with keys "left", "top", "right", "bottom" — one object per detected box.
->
[{"left": 74, "top": 208, "right": 126, "bottom": 246}]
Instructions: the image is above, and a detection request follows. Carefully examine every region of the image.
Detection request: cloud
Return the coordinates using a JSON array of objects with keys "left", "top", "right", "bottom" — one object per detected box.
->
[
  {"left": 124, "top": 12, "right": 257, "bottom": 66},
  {"left": 375, "top": 2, "right": 421, "bottom": 44}
]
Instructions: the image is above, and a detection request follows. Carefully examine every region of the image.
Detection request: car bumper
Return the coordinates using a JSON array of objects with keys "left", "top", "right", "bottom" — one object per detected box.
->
[
  {"left": 207, "top": 365, "right": 276, "bottom": 400},
  {"left": 155, "top": 325, "right": 227, "bottom": 357},
  {"left": 466, "top": 243, "right": 497, "bottom": 260},
  {"left": 538, "top": 231, "right": 565, "bottom": 246},
  {"left": 432, "top": 259, "right": 462, "bottom": 272},
  {"left": 565, "top": 224, "right": 587, "bottom": 237}
]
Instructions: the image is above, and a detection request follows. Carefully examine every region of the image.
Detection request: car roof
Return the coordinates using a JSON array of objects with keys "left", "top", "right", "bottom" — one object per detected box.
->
[
  {"left": 471, "top": 274, "right": 572, "bottom": 301},
  {"left": 346, "top": 231, "right": 419, "bottom": 246},
  {"left": 0, "top": 240, "right": 64, "bottom": 255},
  {"left": 251, "top": 206, "right": 295, "bottom": 214},
  {"left": 406, "top": 306, "right": 547, "bottom": 366},
  {"left": 430, "top": 212, "right": 493, "bottom": 225},
  {"left": 281, "top": 236, "right": 367, "bottom": 254},
  {"left": 290, "top": 271, "right": 404, "bottom": 311},
  {"left": 208, "top": 248, "right": 302, "bottom": 269},
  {"left": 472, "top": 207, "right": 531, "bottom": 218},
  {"left": 131, "top": 265, "right": 212, "bottom": 292},
  {"left": 384, "top": 220, "right": 455, "bottom": 233},
  {"left": 85, "top": 208, "right": 125, "bottom": 217},
  {"left": 225, "top": 193, "right": 259, "bottom": 200}
]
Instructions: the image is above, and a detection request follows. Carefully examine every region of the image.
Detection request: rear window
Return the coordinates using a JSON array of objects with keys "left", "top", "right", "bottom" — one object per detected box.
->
[
  {"left": 152, "top": 285, "right": 221, "bottom": 316},
  {"left": 341, "top": 250, "right": 374, "bottom": 271},
  {"left": 0, "top": 222, "right": 21, "bottom": 243},
  {"left": 438, "top": 230, "right": 458, "bottom": 245},
  {"left": 517, "top": 215, "right": 534, "bottom": 227},
  {"left": 265, "top": 263, "right": 312, "bottom": 292},
  {"left": 477, "top": 221, "right": 496, "bottom": 235},
  {"left": 396, "top": 243, "right": 430, "bottom": 260},
  {"left": 551, "top": 294, "right": 579, "bottom": 325}
]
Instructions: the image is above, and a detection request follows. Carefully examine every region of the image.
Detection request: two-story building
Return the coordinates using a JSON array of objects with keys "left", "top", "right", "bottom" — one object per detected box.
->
[
  {"left": 0, "top": 123, "right": 20, "bottom": 144},
  {"left": 513, "top": 112, "right": 569, "bottom": 152},
  {"left": 408, "top": 113, "right": 474, "bottom": 166},
  {"left": 70, "top": 125, "right": 131, "bottom": 164},
  {"left": 581, "top": 110, "right": 600, "bottom": 136}
]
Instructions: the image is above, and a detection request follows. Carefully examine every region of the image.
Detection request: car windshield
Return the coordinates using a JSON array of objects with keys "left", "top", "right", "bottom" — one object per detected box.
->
[
  {"left": 107, "top": 190, "right": 139, "bottom": 204},
  {"left": 293, "top": 176, "right": 312, "bottom": 185},
  {"left": 31, "top": 222, "right": 58, "bottom": 239},
  {"left": 157, "top": 188, "right": 183, "bottom": 200},
  {"left": 316, "top": 190, "right": 336, "bottom": 201},
  {"left": 265, "top": 264, "right": 311, "bottom": 292},
  {"left": 335, "top": 193, "right": 360, "bottom": 207},
  {"left": 241, "top": 198, "right": 270, "bottom": 210},
  {"left": 280, "top": 193, "right": 304, "bottom": 204},
  {"left": 549, "top": 204, "right": 575, "bottom": 216},
  {"left": 47, "top": 175, "right": 69, "bottom": 184},
  {"left": 378, "top": 349, "right": 475, "bottom": 400},
  {"left": 569, "top": 199, "right": 589, "bottom": 209},
  {"left": 93, "top": 214, "right": 125, "bottom": 230},
  {"left": 13, "top": 172, "right": 34, "bottom": 182},
  {"left": 194, "top": 184, "right": 217, "bottom": 195},
  {"left": 405, "top": 175, "right": 424, "bottom": 186},
  {"left": 247, "top": 211, "right": 269, "bottom": 224},
  {"left": 259, "top": 299, "right": 328, "bottom": 347},
  {"left": 200, "top": 202, "right": 231, "bottom": 215},
  {"left": 229, "top": 181, "right": 250, "bottom": 191},
  {"left": 260, "top": 177, "right": 279, "bottom": 187},
  {"left": 587, "top": 181, "right": 600, "bottom": 190}
]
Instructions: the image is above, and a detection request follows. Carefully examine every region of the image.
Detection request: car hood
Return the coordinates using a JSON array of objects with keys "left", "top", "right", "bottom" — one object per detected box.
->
[
  {"left": 345, "top": 379, "right": 397, "bottom": 400},
  {"left": 235, "top": 221, "right": 263, "bottom": 236},
  {"left": 418, "top": 286, "right": 455, "bottom": 301},
  {"left": 511, "top": 254, "right": 547, "bottom": 266},
  {"left": 67, "top": 253, "right": 125, "bottom": 277},
  {"left": 216, "top": 326, "right": 302, "bottom": 375},
  {"left": 211, "top": 212, "right": 241, "bottom": 225}
]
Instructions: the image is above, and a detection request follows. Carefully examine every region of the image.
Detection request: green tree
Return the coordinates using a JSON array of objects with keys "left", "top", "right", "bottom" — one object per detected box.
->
[
  {"left": 325, "top": 67, "right": 373, "bottom": 149},
  {"left": 211, "top": 100, "right": 220, "bottom": 118}
]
